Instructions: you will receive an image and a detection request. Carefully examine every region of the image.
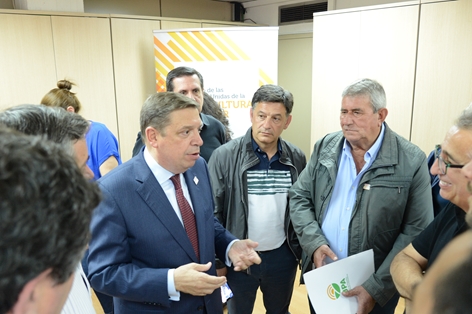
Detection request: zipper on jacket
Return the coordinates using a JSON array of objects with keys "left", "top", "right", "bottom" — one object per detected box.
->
[{"left": 280, "top": 159, "right": 302, "bottom": 263}]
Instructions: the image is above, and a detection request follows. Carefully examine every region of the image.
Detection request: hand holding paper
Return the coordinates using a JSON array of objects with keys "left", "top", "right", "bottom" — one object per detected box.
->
[
  {"left": 342, "top": 285, "right": 376, "bottom": 314},
  {"left": 304, "top": 249, "right": 375, "bottom": 314}
]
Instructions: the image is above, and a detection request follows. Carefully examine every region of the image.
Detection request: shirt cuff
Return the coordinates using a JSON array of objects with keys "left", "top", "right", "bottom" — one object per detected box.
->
[
  {"left": 225, "top": 239, "right": 240, "bottom": 267},
  {"left": 167, "top": 269, "right": 180, "bottom": 301}
]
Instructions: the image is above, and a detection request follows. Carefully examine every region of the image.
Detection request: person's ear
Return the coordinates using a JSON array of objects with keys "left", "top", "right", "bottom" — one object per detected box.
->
[
  {"left": 66, "top": 106, "right": 75, "bottom": 113},
  {"left": 378, "top": 108, "right": 388, "bottom": 125},
  {"left": 284, "top": 114, "right": 293, "bottom": 130},
  {"left": 145, "top": 126, "right": 160, "bottom": 148},
  {"left": 8, "top": 269, "right": 52, "bottom": 314}
]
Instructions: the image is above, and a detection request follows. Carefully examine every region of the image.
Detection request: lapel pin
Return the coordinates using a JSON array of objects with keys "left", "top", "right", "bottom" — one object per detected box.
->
[
  {"left": 193, "top": 176, "right": 199, "bottom": 185},
  {"left": 363, "top": 183, "right": 371, "bottom": 190}
]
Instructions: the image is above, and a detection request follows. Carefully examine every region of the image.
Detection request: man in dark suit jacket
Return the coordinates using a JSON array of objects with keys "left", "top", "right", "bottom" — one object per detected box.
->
[{"left": 88, "top": 92, "right": 260, "bottom": 314}]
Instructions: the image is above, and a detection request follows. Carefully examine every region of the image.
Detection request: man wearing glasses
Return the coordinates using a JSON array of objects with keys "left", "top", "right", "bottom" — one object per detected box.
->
[{"left": 390, "top": 106, "right": 472, "bottom": 313}]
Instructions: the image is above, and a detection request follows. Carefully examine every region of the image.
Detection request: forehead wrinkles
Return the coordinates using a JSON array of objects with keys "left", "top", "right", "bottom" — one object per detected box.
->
[
  {"left": 171, "top": 111, "right": 201, "bottom": 129},
  {"left": 174, "top": 76, "right": 201, "bottom": 90},
  {"left": 342, "top": 96, "right": 374, "bottom": 111},
  {"left": 443, "top": 129, "right": 472, "bottom": 164}
]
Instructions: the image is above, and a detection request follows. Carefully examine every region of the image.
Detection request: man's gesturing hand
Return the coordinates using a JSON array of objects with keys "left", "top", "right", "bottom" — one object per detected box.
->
[
  {"left": 228, "top": 239, "right": 261, "bottom": 271},
  {"left": 174, "top": 262, "right": 226, "bottom": 296}
]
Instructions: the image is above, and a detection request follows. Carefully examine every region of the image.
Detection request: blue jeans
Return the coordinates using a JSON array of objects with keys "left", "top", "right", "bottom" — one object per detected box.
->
[
  {"left": 82, "top": 249, "right": 114, "bottom": 314},
  {"left": 227, "top": 241, "right": 298, "bottom": 314}
]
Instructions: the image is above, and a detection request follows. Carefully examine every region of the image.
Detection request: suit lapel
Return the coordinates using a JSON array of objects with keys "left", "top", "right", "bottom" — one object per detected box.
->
[{"left": 134, "top": 157, "right": 199, "bottom": 261}]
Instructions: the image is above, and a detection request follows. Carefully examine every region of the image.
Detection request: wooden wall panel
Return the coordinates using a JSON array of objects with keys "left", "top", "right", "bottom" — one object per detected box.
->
[
  {"left": 0, "top": 8, "right": 266, "bottom": 161},
  {"left": 84, "top": 0, "right": 161, "bottom": 16},
  {"left": 111, "top": 18, "right": 161, "bottom": 161},
  {"left": 279, "top": 33, "right": 313, "bottom": 159},
  {"left": 51, "top": 16, "right": 118, "bottom": 138},
  {"left": 411, "top": 0, "right": 472, "bottom": 153},
  {"left": 160, "top": 20, "right": 201, "bottom": 29},
  {"left": 311, "top": 12, "right": 361, "bottom": 148},
  {"left": 0, "top": 14, "right": 57, "bottom": 109},
  {"left": 202, "top": 23, "right": 234, "bottom": 28},
  {"left": 311, "top": 3, "right": 419, "bottom": 148},
  {"left": 201, "top": 22, "right": 254, "bottom": 28},
  {"left": 358, "top": 5, "right": 419, "bottom": 140},
  {"left": 161, "top": 0, "right": 231, "bottom": 21}
]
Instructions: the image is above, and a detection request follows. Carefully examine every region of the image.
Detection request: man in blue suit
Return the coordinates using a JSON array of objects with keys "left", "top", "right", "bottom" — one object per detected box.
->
[{"left": 88, "top": 92, "right": 261, "bottom": 314}]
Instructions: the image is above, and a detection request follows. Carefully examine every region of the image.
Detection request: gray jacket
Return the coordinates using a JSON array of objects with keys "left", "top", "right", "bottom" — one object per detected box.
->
[
  {"left": 208, "top": 128, "right": 306, "bottom": 261},
  {"left": 289, "top": 123, "right": 433, "bottom": 306}
]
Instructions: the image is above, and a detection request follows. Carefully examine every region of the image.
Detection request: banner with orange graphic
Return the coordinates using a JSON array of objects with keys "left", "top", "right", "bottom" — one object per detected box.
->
[{"left": 153, "top": 27, "right": 278, "bottom": 138}]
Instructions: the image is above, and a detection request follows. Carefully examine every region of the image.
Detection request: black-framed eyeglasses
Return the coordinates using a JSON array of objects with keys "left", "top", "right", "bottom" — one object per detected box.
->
[{"left": 434, "top": 144, "right": 465, "bottom": 175}]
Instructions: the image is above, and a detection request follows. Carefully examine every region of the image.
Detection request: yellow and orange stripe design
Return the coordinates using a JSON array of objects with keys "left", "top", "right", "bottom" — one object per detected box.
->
[{"left": 154, "top": 30, "right": 274, "bottom": 91}]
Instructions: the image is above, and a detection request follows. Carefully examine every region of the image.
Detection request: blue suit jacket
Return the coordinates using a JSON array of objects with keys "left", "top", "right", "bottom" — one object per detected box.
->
[{"left": 87, "top": 152, "right": 236, "bottom": 313}]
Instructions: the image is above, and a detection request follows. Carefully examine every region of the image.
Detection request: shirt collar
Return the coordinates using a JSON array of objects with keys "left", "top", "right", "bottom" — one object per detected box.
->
[
  {"left": 251, "top": 134, "right": 283, "bottom": 155},
  {"left": 343, "top": 122, "right": 386, "bottom": 163},
  {"left": 143, "top": 147, "right": 175, "bottom": 184},
  {"left": 200, "top": 113, "right": 210, "bottom": 127}
]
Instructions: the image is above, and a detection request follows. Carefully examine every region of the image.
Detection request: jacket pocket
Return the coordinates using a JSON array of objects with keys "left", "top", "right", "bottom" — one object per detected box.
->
[
  {"left": 357, "top": 178, "right": 411, "bottom": 255},
  {"left": 361, "top": 179, "right": 411, "bottom": 223}
]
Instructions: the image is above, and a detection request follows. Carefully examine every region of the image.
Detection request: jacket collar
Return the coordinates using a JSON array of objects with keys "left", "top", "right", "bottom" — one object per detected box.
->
[
  {"left": 133, "top": 151, "right": 204, "bottom": 261},
  {"left": 370, "top": 123, "right": 399, "bottom": 168},
  {"left": 200, "top": 113, "right": 210, "bottom": 127},
  {"left": 320, "top": 123, "right": 398, "bottom": 174}
]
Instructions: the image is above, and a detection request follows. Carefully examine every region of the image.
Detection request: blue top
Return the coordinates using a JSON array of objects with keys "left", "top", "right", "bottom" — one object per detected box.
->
[
  {"left": 322, "top": 123, "right": 386, "bottom": 260},
  {"left": 86, "top": 121, "right": 122, "bottom": 180}
]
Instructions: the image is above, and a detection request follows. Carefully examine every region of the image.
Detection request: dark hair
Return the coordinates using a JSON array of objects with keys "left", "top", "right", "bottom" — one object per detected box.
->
[
  {"left": 251, "top": 84, "right": 294, "bottom": 115},
  {"left": 140, "top": 92, "right": 199, "bottom": 137},
  {"left": 202, "top": 92, "right": 233, "bottom": 141},
  {"left": 342, "top": 78, "right": 386, "bottom": 113},
  {"left": 41, "top": 79, "right": 82, "bottom": 113},
  {"left": 0, "top": 104, "right": 89, "bottom": 155},
  {"left": 166, "top": 66, "right": 204, "bottom": 92},
  {"left": 0, "top": 127, "right": 101, "bottom": 313},
  {"left": 432, "top": 250, "right": 472, "bottom": 314}
]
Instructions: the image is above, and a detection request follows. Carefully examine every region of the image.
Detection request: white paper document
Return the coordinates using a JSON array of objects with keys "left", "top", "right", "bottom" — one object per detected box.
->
[{"left": 303, "top": 249, "right": 375, "bottom": 314}]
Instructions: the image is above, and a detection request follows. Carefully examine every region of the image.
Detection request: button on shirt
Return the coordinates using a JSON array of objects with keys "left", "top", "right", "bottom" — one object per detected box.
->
[{"left": 321, "top": 123, "right": 385, "bottom": 260}]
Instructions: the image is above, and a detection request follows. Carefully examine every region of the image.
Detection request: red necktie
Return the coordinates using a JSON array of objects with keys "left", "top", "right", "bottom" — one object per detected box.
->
[{"left": 170, "top": 174, "right": 199, "bottom": 260}]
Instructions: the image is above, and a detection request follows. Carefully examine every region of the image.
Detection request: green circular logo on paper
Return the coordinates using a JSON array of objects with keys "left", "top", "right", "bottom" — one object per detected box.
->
[{"left": 327, "top": 283, "right": 341, "bottom": 300}]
